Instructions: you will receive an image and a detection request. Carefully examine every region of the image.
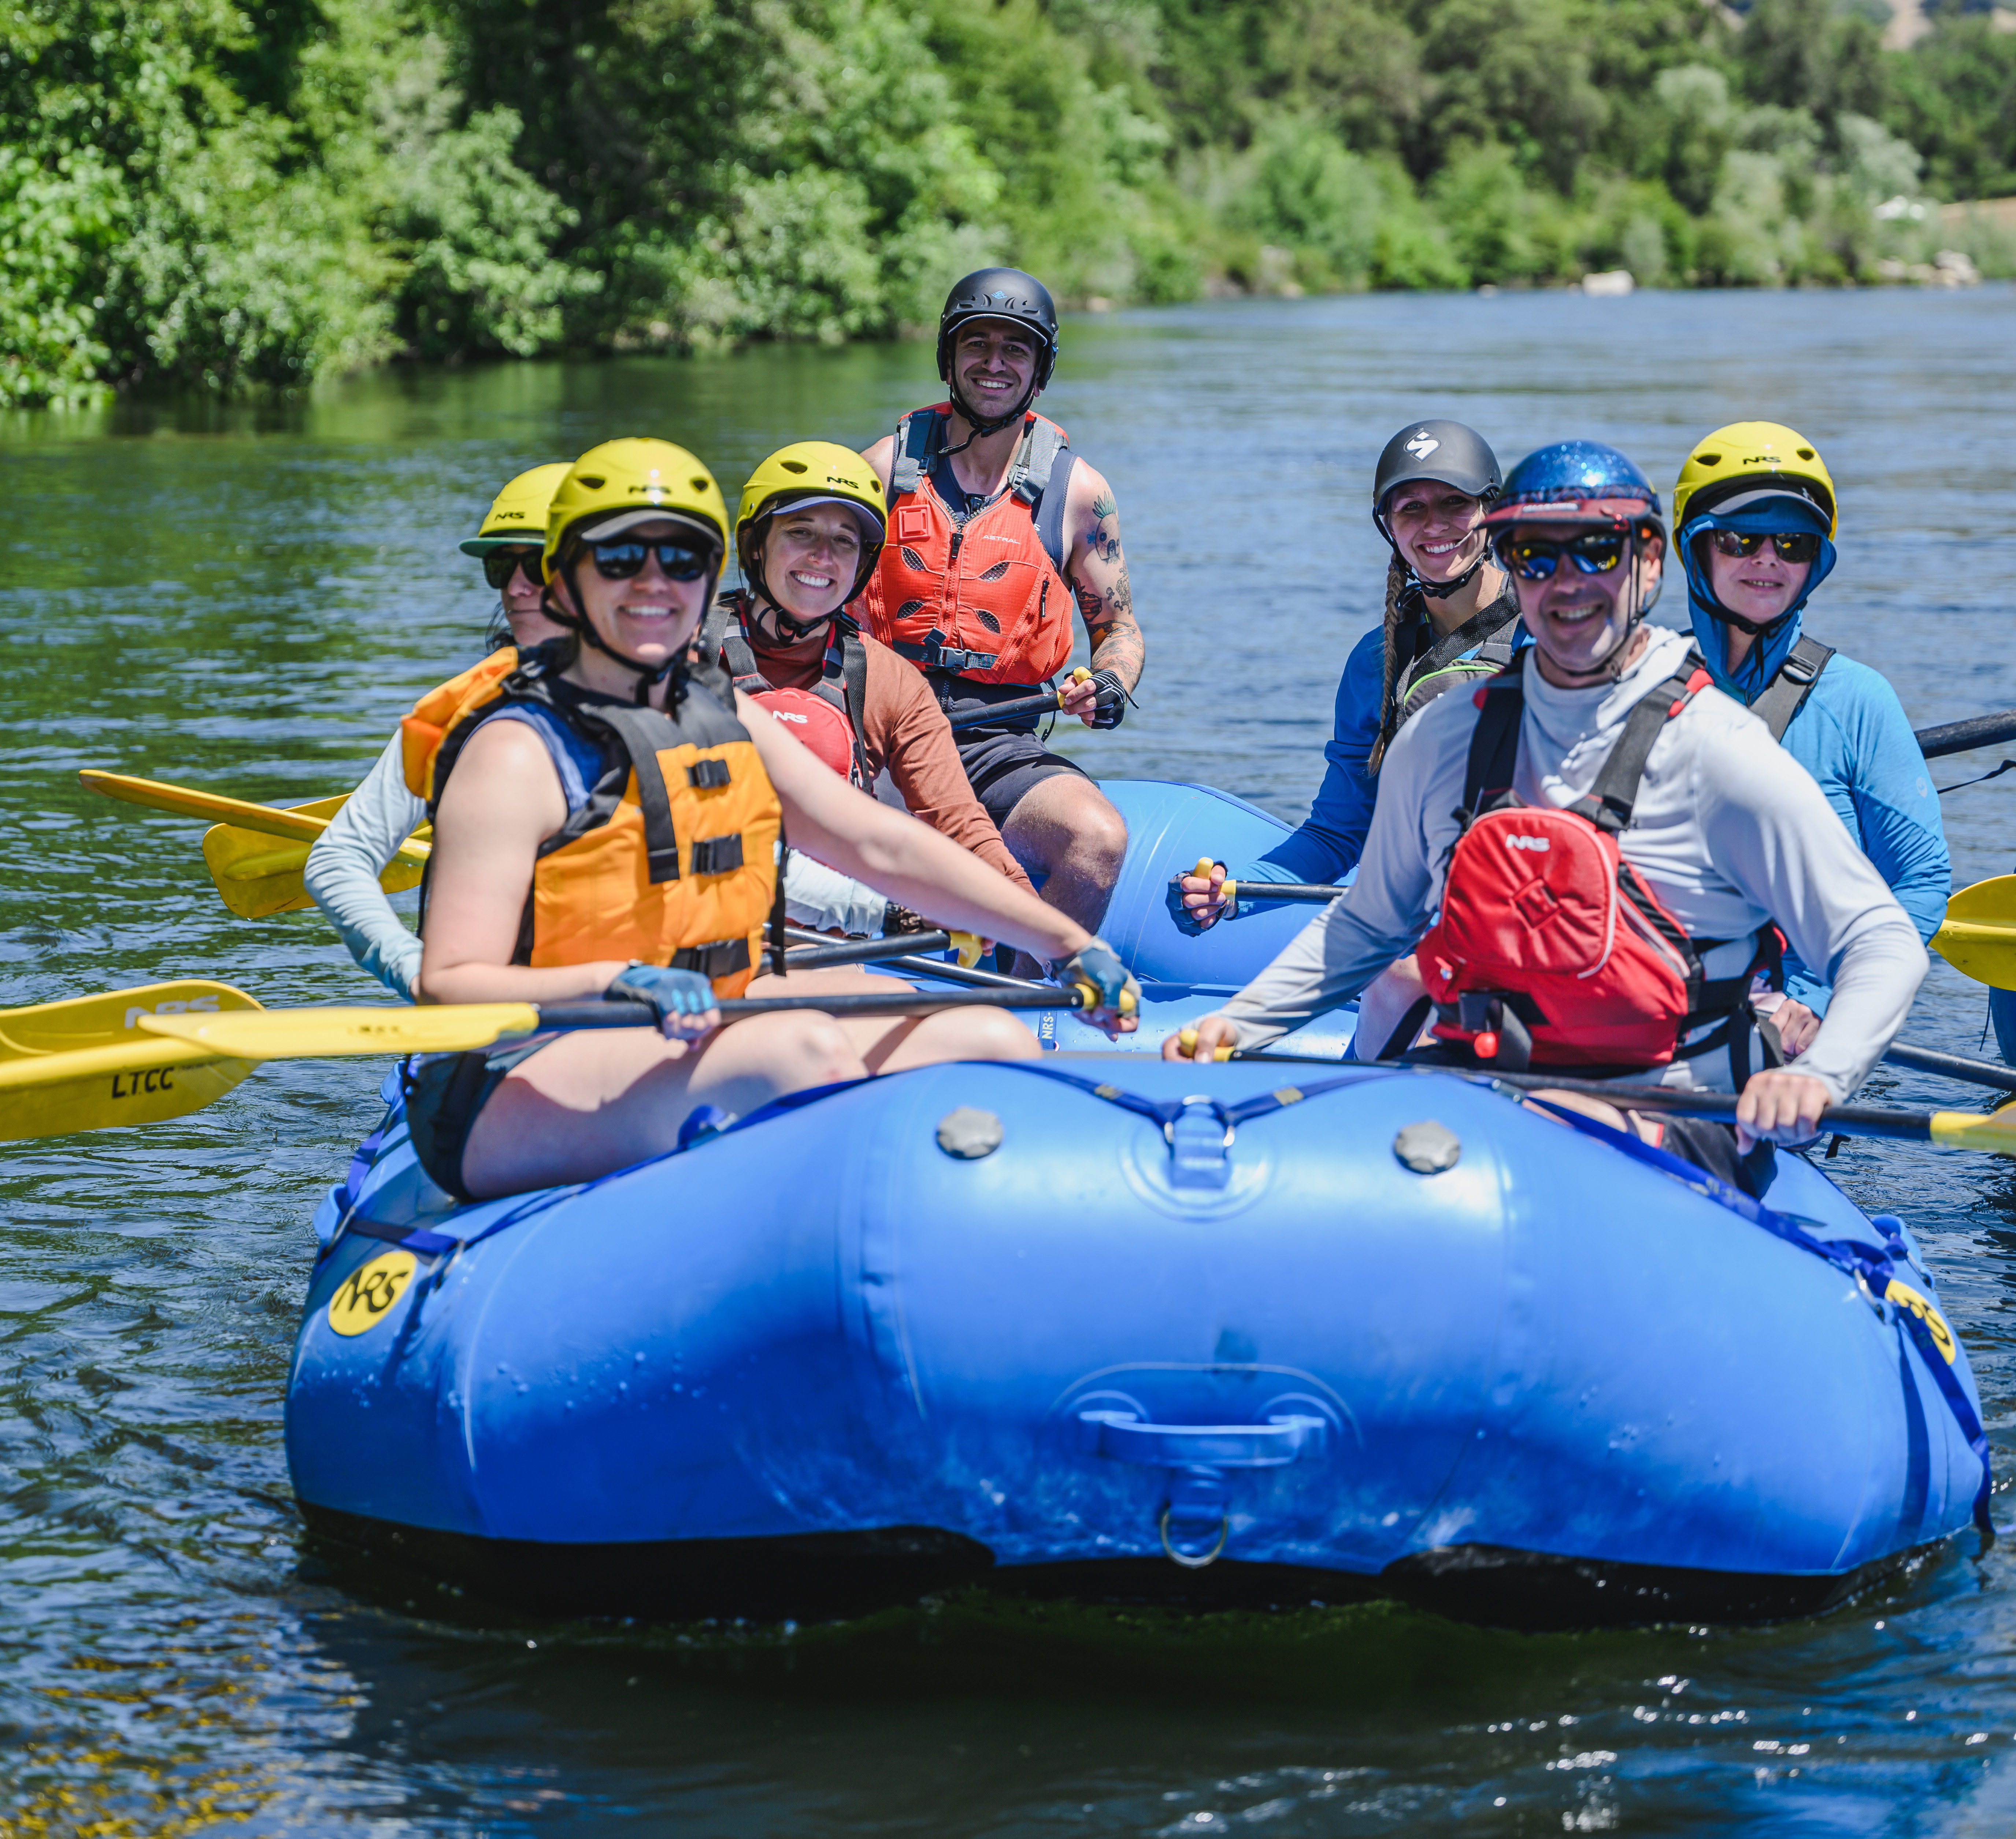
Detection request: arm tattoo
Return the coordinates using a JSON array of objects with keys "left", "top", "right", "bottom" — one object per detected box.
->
[{"left": 1088, "top": 491, "right": 1121, "bottom": 564}]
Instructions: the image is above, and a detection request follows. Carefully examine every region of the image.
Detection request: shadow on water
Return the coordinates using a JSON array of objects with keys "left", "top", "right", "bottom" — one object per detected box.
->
[{"left": 5, "top": 286, "right": 2016, "bottom": 1833}]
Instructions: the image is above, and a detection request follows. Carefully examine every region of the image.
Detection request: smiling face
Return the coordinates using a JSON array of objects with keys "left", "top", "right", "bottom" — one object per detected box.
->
[
  {"left": 753, "top": 503, "right": 864, "bottom": 631},
  {"left": 951, "top": 318, "right": 1040, "bottom": 420},
  {"left": 1508, "top": 520, "right": 1665, "bottom": 681},
  {"left": 1702, "top": 534, "right": 1811, "bottom": 629},
  {"left": 490, "top": 547, "right": 568, "bottom": 648},
  {"left": 1383, "top": 482, "right": 1490, "bottom": 583},
  {"left": 555, "top": 517, "right": 713, "bottom": 671}
]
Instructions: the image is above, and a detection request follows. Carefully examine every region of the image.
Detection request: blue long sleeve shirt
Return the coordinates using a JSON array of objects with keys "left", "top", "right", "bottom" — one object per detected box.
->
[
  {"left": 1238, "top": 624, "right": 1388, "bottom": 889},
  {"left": 1774, "top": 656, "right": 1948, "bottom": 1012}
]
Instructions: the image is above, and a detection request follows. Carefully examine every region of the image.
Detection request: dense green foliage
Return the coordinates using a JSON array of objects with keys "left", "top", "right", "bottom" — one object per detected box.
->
[{"left": 1, "top": 0, "right": 2011, "bottom": 403}]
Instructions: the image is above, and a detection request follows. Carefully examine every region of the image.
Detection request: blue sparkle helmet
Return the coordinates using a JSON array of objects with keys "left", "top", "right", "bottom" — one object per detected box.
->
[{"left": 1484, "top": 441, "right": 1664, "bottom": 540}]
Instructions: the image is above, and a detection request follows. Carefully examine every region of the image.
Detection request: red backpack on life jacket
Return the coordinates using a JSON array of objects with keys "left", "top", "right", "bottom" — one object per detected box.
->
[
  {"left": 750, "top": 686, "right": 856, "bottom": 779},
  {"left": 692, "top": 591, "right": 872, "bottom": 788},
  {"left": 1414, "top": 651, "right": 1777, "bottom": 1074}
]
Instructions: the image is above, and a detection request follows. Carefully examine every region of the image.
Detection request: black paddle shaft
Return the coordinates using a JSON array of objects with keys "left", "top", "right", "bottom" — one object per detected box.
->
[
  {"left": 535, "top": 987, "right": 1088, "bottom": 1030},
  {"left": 947, "top": 689, "right": 1060, "bottom": 731},
  {"left": 1915, "top": 710, "right": 2016, "bottom": 760}
]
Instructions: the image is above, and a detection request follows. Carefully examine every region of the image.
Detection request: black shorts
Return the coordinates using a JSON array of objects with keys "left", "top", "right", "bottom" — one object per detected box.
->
[
  {"left": 956, "top": 729, "right": 1090, "bottom": 832},
  {"left": 402, "top": 1038, "right": 552, "bottom": 1202},
  {"left": 936, "top": 679, "right": 1090, "bottom": 833}
]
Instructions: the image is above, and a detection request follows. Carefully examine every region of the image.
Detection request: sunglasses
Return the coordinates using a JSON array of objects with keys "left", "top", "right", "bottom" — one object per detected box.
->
[
  {"left": 1706, "top": 530, "right": 1822, "bottom": 563},
  {"left": 1500, "top": 531, "right": 1627, "bottom": 581},
  {"left": 581, "top": 538, "right": 712, "bottom": 582},
  {"left": 481, "top": 546, "right": 542, "bottom": 590}
]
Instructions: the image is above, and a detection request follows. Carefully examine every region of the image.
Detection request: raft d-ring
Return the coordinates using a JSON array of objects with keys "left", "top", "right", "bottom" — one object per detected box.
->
[
  {"left": 1163, "top": 1097, "right": 1234, "bottom": 1150},
  {"left": 1159, "top": 1505, "right": 1230, "bottom": 1569}
]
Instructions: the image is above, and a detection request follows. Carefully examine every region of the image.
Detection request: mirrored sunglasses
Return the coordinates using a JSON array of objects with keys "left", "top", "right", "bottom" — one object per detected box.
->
[
  {"left": 1706, "top": 530, "right": 1822, "bottom": 563},
  {"left": 583, "top": 538, "right": 712, "bottom": 582},
  {"left": 1500, "top": 531, "right": 1627, "bottom": 581}
]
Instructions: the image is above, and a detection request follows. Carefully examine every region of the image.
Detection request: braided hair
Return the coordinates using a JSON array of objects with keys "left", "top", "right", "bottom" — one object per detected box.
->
[{"left": 1365, "top": 556, "right": 1418, "bottom": 775}]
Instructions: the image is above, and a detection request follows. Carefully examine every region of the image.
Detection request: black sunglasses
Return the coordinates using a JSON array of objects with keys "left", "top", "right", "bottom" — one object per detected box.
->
[
  {"left": 481, "top": 546, "right": 542, "bottom": 590},
  {"left": 1498, "top": 531, "right": 1627, "bottom": 581},
  {"left": 1706, "top": 530, "right": 1822, "bottom": 564},
  {"left": 582, "top": 538, "right": 712, "bottom": 582}
]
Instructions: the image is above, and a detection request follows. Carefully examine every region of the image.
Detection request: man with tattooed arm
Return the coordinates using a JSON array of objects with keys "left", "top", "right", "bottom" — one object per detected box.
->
[{"left": 860, "top": 268, "right": 1145, "bottom": 934}]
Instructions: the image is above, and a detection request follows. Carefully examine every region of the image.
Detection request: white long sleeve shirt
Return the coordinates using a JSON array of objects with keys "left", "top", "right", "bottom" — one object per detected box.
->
[
  {"left": 304, "top": 731, "right": 899, "bottom": 999},
  {"left": 1220, "top": 627, "right": 1927, "bottom": 1102}
]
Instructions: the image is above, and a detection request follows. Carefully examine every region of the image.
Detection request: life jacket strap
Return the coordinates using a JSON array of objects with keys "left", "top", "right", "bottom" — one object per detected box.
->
[
  {"left": 671, "top": 936, "right": 752, "bottom": 979},
  {"left": 1750, "top": 634, "right": 1835, "bottom": 742},
  {"left": 893, "top": 633, "right": 1000, "bottom": 674}
]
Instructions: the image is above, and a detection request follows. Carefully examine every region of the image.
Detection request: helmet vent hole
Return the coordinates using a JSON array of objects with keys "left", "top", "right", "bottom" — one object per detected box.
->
[
  {"left": 578, "top": 475, "right": 605, "bottom": 489},
  {"left": 1797, "top": 448, "right": 1815, "bottom": 460},
  {"left": 1697, "top": 455, "right": 1720, "bottom": 468},
  {"left": 781, "top": 460, "right": 808, "bottom": 474},
  {"left": 691, "top": 477, "right": 711, "bottom": 492}
]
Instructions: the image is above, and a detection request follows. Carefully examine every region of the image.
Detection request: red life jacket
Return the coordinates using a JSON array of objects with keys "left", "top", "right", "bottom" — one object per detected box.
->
[
  {"left": 1415, "top": 653, "right": 1776, "bottom": 1074},
  {"left": 859, "top": 403, "right": 1078, "bottom": 688},
  {"left": 694, "top": 590, "right": 871, "bottom": 788}
]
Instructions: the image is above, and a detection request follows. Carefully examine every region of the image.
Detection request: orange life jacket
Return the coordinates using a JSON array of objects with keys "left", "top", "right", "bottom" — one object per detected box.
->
[
  {"left": 400, "top": 645, "right": 782, "bottom": 994},
  {"left": 1414, "top": 654, "right": 1775, "bottom": 1075},
  {"left": 860, "top": 403, "right": 1078, "bottom": 688}
]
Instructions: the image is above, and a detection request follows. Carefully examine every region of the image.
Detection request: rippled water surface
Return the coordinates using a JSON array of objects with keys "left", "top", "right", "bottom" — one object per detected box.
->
[{"left": 4, "top": 286, "right": 2016, "bottom": 1835}]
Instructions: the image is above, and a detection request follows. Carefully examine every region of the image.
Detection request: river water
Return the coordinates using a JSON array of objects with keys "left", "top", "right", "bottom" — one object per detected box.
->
[{"left": 3, "top": 285, "right": 2015, "bottom": 1834}]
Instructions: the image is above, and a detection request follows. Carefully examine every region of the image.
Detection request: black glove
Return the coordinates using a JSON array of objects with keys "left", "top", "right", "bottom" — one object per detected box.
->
[
  {"left": 1085, "top": 667, "right": 1130, "bottom": 730},
  {"left": 881, "top": 903, "right": 934, "bottom": 936}
]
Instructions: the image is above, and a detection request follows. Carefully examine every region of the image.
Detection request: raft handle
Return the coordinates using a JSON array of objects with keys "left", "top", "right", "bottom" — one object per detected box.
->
[{"left": 1077, "top": 1409, "right": 1327, "bottom": 1467}]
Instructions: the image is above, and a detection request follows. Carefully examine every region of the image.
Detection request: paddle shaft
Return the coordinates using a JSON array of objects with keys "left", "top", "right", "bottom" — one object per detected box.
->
[
  {"left": 1915, "top": 710, "right": 2016, "bottom": 761},
  {"left": 1883, "top": 1040, "right": 2016, "bottom": 1094},
  {"left": 537, "top": 987, "right": 1090, "bottom": 1029},
  {"left": 947, "top": 689, "right": 1060, "bottom": 732},
  {"left": 783, "top": 931, "right": 953, "bottom": 969}
]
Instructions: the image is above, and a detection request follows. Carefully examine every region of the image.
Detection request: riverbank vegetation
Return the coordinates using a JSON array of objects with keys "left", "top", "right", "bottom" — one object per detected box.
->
[{"left": 3, "top": 0, "right": 2013, "bottom": 403}]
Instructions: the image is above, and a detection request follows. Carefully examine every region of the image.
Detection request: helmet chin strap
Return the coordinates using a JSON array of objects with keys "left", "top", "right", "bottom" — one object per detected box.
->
[
  {"left": 551, "top": 561, "right": 694, "bottom": 705},
  {"left": 1697, "top": 597, "right": 1793, "bottom": 640},
  {"left": 1382, "top": 519, "right": 1490, "bottom": 601},
  {"left": 942, "top": 373, "right": 1038, "bottom": 460}
]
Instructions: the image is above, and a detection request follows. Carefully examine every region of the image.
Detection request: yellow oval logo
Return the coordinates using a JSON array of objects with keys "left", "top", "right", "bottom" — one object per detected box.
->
[
  {"left": 1885, "top": 1277, "right": 1957, "bottom": 1366},
  {"left": 327, "top": 1249, "right": 418, "bottom": 1337}
]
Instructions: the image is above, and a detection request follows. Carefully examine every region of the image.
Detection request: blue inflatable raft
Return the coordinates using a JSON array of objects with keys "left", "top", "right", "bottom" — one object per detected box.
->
[{"left": 294, "top": 1050, "right": 1989, "bottom": 1629}]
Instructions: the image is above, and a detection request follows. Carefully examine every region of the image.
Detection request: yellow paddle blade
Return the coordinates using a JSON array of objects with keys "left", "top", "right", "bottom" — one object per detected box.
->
[
  {"left": 139, "top": 1003, "right": 541, "bottom": 1059},
  {"left": 1931, "top": 875, "right": 2016, "bottom": 991},
  {"left": 1928, "top": 1108, "right": 2016, "bottom": 1155},
  {"left": 0, "top": 979, "right": 263, "bottom": 1063},
  {"left": 200, "top": 811, "right": 430, "bottom": 919},
  {"left": 0, "top": 1037, "right": 256, "bottom": 1143}
]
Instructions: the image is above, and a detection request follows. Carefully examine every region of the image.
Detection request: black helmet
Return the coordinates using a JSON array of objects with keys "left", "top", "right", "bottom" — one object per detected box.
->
[
  {"left": 937, "top": 268, "right": 1059, "bottom": 399},
  {"left": 1372, "top": 420, "right": 1502, "bottom": 520},
  {"left": 1372, "top": 419, "right": 1503, "bottom": 601}
]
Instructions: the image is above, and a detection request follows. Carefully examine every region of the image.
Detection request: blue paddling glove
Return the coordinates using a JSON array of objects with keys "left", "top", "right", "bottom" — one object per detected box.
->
[
  {"left": 608, "top": 963, "right": 718, "bottom": 1039},
  {"left": 1057, "top": 937, "right": 1139, "bottom": 1024}
]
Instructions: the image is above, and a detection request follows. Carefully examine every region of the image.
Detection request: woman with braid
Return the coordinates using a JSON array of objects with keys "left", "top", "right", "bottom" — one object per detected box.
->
[{"left": 1172, "top": 425, "right": 1522, "bottom": 1054}]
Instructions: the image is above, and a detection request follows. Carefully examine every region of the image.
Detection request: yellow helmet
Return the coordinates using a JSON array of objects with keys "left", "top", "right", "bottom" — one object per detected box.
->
[
  {"left": 1672, "top": 422, "right": 1837, "bottom": 537},
  {"left": 459, "top": 462, "right": 571, "bottom": 557},
  {"left": 541, "top": 438, "right": 730, "bottom": 582},
  {"left": 735, "top": 441, "right": 886, "bottom": 605}
]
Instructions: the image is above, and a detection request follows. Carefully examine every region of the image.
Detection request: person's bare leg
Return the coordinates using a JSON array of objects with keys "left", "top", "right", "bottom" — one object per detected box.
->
[
  {"left": 744, "top": 965, "right": 1041, "bottom": 1071},
  {"left": 462, "top": 1011, "right": 863, "bottom": 1197},
  {"left": 1000, "top": 775, "right": 1128, "bottom": 935},
  {"left": 1354, "top": 956, "right": 1430, "bottom": 1060}
]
